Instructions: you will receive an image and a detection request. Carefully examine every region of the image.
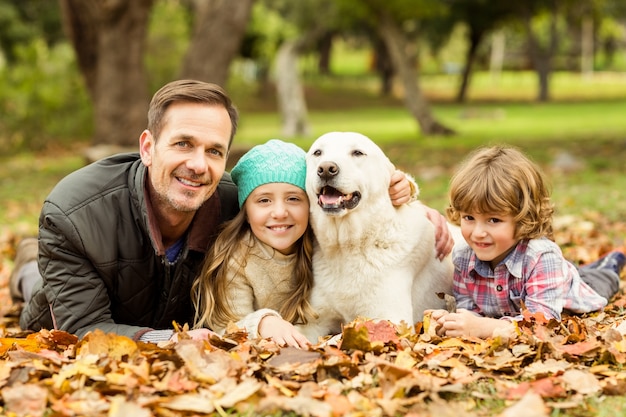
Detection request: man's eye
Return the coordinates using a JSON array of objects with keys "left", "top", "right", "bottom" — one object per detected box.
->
[{"left": 207, "top": 148, "right": 224, "bottom": 157}]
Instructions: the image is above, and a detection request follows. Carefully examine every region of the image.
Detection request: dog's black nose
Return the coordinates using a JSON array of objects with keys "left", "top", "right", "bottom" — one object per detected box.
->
[{"left": 317, "top": 161, "right": 339, "bottom": 180}]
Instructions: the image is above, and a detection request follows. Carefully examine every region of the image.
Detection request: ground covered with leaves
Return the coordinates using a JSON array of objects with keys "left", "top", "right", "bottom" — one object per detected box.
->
[{"left": 0, "top": 217, "right": 625, "bottom": 417}]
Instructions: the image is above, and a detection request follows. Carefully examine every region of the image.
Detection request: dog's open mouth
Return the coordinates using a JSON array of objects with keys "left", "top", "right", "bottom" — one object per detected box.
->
[{"left": 318, "top": 186, "right": 361, "bottom": 211}]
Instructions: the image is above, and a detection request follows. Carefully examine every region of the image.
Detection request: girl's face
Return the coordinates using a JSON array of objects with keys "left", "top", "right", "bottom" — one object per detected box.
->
[
  {"left": 459, "top": 211, "right": 518, "bottom": 269},
  {"left": 244, "top": 183, "right": 310, "bottom": 255}
]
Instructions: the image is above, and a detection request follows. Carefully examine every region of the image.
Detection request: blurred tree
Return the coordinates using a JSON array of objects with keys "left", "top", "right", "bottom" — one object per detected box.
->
[
  {"left": 0, "top": 0, "right": 63, "bottom": 63},
  {"left": 522, "top": 0, "right": 570, "bottom": 102},
  {"left": 434, "top": 0, "right": 518, "bottom": 102},
  {"left": 179, "top": 0, "right": 255, "bottom": 86},
  {"left": 264, "top": 0, "right": 338, "bottom": 138},
  {"left": 59, "top": 0, "right": 154, "bottom": 147},
  {"left": 0, "top": 1, "right": 92, "bottom": 154},
  {"left": 58, "top": 0, "right": 255, "bottom": 150},
  {"left": 560, "top": 0, "right": 626, "bottom": 73},
  {"left": 145, "top": 0, "right": 191, "bottom": 93},
  {"left": 370, "top": 34, "right": 395, "bottom": 96},
  {"left": 601, "top": 0, "right": 626, "bottom": 70},
  {"left": 341, "top": 0, "right": 455, "bottom": 136},
  {"left": 239, "top": 2, "right": 287, "bottom": 95}
]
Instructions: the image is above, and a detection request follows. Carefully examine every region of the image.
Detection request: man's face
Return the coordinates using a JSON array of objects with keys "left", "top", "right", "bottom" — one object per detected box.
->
[{"left": 139, "top": 102, "right": 231, "bottom": 216}]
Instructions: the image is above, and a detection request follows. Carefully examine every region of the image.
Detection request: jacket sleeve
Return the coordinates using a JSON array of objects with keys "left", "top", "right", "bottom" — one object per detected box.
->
[{"left": 24, "top": 200, "right": 148, "bottom": 339}]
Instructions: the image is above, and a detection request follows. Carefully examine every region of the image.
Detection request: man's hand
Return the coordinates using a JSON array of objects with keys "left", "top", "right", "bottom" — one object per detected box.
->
[
  {"left": 389, "top": 170, "right": 454, "bottom": 260},
  {"left": 423, "top": 205, "right": 454, "bottom": 260}
]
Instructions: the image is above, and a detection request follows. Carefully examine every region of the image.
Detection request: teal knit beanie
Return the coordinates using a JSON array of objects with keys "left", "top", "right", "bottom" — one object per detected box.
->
[{"left": 231, "top": 139, "right": 307, "bottom": 207}]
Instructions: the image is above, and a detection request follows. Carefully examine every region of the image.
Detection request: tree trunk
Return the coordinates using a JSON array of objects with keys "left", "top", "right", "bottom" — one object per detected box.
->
[
  {"left": 180, "top": 0, "right": 255, "bottom": 86},
  {"left": 371, "top": 35, "right": 395, "bottom": 96},
  {"left": 58, "top": 0, "right": 98, "bottom": 101},
  {"left": 273, "top": 26, "right": 329, "bottom": 139},
  {"left": 456, "top": 28, "right": 484, "bottom": 103},
  {"left": 59, "top": 0, "right": 154, "bottom": 147},
  {"left": 524, "top": 1, "right": 558, "bottom": 102},
  {"left": 377, "top": 14, "right": 454, "bottom": 136},
  {"left": 489, "top": 31, "right": 505, "bottom": 85},
  {"left": 581, "top": 16, "right": 594, "bottom": 78},
  {"left": 317, "top": 31, "right": 334, "bottom": 75},
  {"left": 275, "top": 40, "right": 311, "bottom": 138}
]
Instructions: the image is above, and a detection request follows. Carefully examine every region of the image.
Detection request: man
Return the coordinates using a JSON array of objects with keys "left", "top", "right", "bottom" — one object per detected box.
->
[
  {"left": 12, "top": 79, "right": 453, "bottom": 343},
  {"left": 17, "top": 80, "right": 239, "bottom": 342}
]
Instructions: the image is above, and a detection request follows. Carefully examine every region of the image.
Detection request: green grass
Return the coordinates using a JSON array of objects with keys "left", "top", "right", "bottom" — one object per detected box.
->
[
  {"left": 3, "top": 71, "right": 626, "bottom": 238},
  {"left": 0, "top": 151, "right": 85, "bottom": 237},
  {"left": 236, "top": 99, "right": 626, "bottom": 145}
]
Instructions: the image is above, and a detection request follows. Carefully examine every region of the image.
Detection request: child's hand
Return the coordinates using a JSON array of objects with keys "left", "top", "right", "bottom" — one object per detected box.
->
[
  {"left": 438, "top": 309, "right": 514, "bottom": 338},
  {"left": 389, "top": 170, "right": 414, "bottom": 206},
  {"left": 424, "top": 309, "right": 449, "bottom": 336},
  {"left": 259, "top": 315, "right": 311, "bottom": 349},
  {"left": 437, "top": 309, "right": 480, "bottom": 337},
  {"left": 426, "top": 309, "right": 449, "bottom": 322}
]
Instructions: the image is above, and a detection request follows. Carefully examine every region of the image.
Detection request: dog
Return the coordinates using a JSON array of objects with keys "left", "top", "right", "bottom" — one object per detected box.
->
[{"left": 299, "top": 131, "right": 456, "bottom": 343}]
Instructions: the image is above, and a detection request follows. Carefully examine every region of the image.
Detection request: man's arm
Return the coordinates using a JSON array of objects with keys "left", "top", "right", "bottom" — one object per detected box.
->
[
  {"left": 389, "top": 170, "right": 454, "bottom": 260},
  {"left": 30, "top": 203, "right": 148, "bottom": 339}
]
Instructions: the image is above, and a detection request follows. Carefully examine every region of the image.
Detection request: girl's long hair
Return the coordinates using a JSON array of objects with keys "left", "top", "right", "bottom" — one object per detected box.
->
[{"left": 191, "top": 208, "right": 316, "bottom": 330}]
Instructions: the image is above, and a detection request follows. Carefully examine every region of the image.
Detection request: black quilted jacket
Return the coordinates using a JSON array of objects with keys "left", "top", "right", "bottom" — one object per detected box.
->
[{"left": 19, "top": 153, "right": 239, "bottom": 339}]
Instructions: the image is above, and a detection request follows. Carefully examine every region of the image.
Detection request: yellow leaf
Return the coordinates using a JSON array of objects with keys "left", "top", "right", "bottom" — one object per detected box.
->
[
  {"left": 394, "top": 349, "right": 417, "bottom": 369},
  {"left": 77, "top": 329, "right": 139, "bottom": 362}
]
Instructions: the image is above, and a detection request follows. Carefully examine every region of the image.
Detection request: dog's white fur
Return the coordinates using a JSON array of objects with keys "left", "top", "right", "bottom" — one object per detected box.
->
[{"left": 299, "top": 131, "right": 455, "bottom": 343}]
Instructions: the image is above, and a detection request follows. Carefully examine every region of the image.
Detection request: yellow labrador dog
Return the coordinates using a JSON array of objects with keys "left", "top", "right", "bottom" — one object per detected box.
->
[{"left": 300, "top": 132, "right": 455, "bottom": 343}]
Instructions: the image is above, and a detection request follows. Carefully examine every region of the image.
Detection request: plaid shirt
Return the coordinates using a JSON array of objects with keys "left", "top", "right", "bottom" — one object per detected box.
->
[{"left": 453, "top": 237, "right": 607, "bottom": 321}]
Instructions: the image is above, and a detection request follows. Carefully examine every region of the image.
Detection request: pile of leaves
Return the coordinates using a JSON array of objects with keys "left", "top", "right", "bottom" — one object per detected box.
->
[{"left": 0, "top": 216, "right": 625, "bottom": 417}]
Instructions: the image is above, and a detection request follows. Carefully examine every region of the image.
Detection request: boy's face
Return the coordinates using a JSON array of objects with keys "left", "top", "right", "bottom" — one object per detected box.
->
[{"left": 459, "top": 211, "right": 517, "bottom": 269}]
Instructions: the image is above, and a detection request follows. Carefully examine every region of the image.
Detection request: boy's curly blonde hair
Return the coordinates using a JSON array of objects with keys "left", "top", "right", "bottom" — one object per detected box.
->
[{"left": 445, "top": 146, "right": 554, "bottom": 240}]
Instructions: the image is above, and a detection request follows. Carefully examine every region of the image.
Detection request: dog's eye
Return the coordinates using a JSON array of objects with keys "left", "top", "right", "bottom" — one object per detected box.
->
[
  {"left": 352, "top": 150, "right": 365, "bottom": 157},
  {"left": 313, "top": 149, "right": 322, "bottom": 156}
]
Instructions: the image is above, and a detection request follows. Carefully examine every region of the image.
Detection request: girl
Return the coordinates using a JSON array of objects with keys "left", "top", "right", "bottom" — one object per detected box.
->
[
  {"left": 428, "top": 146, "right": 624, "bottom": 338},
  {"left": 191, "top": 139, "right": 314, "bottom": 348}
]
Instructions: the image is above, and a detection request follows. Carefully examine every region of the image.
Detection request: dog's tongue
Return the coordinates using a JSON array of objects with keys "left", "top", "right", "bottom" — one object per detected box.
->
[
  {"left": 319, "top": 186, "right": 345, "bottom": 205},
  {"left": 319, "top": 194, "right": 342, "bottom": 205}
]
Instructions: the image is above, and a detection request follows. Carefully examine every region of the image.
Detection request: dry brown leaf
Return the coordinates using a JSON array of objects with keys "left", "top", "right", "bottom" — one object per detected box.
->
[
  {"left": 1, "top": 218, "right": 626, "bottom": 416},
  {"left": 1, "top": 383, "right": 48, "bottom": 416},
  {"left": 499, "top": 390, "right": 549, "bottom": 417}
]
